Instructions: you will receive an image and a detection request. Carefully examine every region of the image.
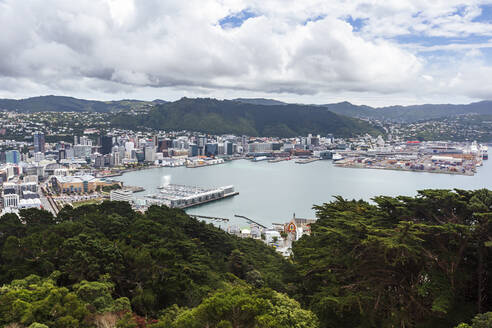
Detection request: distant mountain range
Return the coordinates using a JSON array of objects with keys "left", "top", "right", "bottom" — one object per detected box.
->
[
  {"left": 326, "top": 101, "right": 492, "bottom": 123},
  {"left": 233, "top": 98, "right": 287, "bottom": 106},
  {"left": 0, "top": 95, "right": 491, "bottom": 126},
  {"left": 235, "top": 98, "right": 492, "bottom": 123}
]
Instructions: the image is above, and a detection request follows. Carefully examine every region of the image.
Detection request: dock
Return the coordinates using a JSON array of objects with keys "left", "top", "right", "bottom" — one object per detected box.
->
[
  {"left": 234, "top": 214, "right": 268, "bottom": 229},
  {"left": 146, "top": 184, "right": 239, "bottom": 209},
  {"left": 124, "top": 185, "right": 145, "bottom": 193},
  {"left": 295, "top": 158, "right": 319, "bottom": 164},
  {"left": 268, "top": 157, "right": 290, "bottom": 163},
  {"left": 189, "top": 214, "right": 229, "bottom": 222}
]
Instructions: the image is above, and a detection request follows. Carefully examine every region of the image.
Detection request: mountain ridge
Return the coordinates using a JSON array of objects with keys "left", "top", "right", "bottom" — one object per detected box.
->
[
  {"left": 111, "top": 97, "right": 383, "bottom": 137},
  {"left": 0, "top": 95, "right": 491, "bottom": 123}
]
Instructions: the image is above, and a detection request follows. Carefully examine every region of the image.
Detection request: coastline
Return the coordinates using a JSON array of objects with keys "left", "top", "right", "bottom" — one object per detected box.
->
[{"left": 334, "top": 163, "right": 475, "bottom": 176}]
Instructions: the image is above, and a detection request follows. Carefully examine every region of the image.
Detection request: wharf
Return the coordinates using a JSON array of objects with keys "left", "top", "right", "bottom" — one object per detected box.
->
[
  {"left": 146, "top": 184, "right": 238, "bottom": 209},
  {"left": 124, "top": 186, "right": 145, "bottom": 193},
  {"left": 180, "top": 191, "right": 239, "bottom": 209},
  {"left": 186, "top": 159, "right": 225, "bottom": 168},
  {"left": 335, "top": 162, "right": 475, "bottom": 176},
  {"left": 268, "top": 157, "right": 290, "bottom": 163},
  {"left": 189, "top": 214, "right": 229, "bottom": 222},
  {"left": 295, "top": 158, "right": 320, "bottom": 164}
]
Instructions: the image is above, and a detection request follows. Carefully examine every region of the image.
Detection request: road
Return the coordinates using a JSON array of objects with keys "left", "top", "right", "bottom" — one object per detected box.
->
[{"left": 39, "top": 185, "right": 58, "bottom": 215}]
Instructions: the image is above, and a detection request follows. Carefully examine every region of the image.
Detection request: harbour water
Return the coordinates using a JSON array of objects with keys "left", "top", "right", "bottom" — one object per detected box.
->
[{"left": 115, "top": 159, "right": 492, "bottom": 227}]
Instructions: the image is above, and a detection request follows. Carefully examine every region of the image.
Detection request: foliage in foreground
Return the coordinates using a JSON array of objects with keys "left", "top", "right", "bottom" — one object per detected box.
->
[
  {"left": 0, "top": 202, "right": 292, "bottom": 317},
  {"left": 152, "top": 284, "right": 318, "bottom": 328},
  {"left": 0, "top": 273, "right": 318, "bottom": 328},
  {"left": 456, "top": 312, "right": 492, "bottom": 328},
  {"left": 0, "top": 273, "right": 130, "bottom": 328},
  {"left": 293, "top": 188, "right": 492, "bottom": 327},
  {"left": 1, "top": 189, "right": 491, "bottom": 327}
]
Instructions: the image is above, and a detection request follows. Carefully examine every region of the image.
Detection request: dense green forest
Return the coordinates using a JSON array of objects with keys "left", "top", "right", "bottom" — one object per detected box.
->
[
  {"left": 0, "top": 96, "right": 158, "bottom": 113},
  {"left": 294, "top": 189, "right": 492, "bottom": 328},
  {"left": 0, "top": 189, "right": 490, "bottom": 327},
  {"left": 321, "top": 101, "right": 492, "bottom": 123},
  {"left": 110, "top": 98, "right": 383, "bottom": 137}
]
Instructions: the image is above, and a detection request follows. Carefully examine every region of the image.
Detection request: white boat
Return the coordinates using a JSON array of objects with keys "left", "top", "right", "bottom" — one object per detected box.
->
[{"left": 332, "top": 153, "right": 344, "bottom": 162}]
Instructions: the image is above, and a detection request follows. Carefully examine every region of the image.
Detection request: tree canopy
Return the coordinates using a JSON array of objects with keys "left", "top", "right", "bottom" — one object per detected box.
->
[
  {"left": 293, "top": 189, "right": 492, "bottom": 328},
  {"left": 0, "top": 189, "right": 491, "bottom": 327}
]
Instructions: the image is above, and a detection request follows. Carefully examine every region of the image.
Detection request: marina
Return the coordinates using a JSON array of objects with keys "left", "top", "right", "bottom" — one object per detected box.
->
[
  {"left": 146, "top": 184, "right": 238, "bottom": 209},
  {"left": 186, "top": 158, "right": 225, "bottom": 168}
]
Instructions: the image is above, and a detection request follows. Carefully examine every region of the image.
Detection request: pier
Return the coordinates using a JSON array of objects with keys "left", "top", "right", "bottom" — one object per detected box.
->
[
  {"left": 189, "top": 214, "right": 229, "bottom": 222},
  {"left": 124, "top": 185, "right": 145, "bottom": 193},
  {"left": 234, "top": 214, "right": 268, "bottom": 229},
  {"left": 146, "top": 184, "right": 239, "bottom": 209}
]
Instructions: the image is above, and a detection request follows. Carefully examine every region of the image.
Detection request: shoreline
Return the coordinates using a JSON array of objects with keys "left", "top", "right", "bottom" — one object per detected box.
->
[{"left": 334, "top": 163, "right": 475, "bottom": 176}]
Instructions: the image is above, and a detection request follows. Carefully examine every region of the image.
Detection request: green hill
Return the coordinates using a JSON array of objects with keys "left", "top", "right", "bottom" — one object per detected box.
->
[
  {"left": 0, "top": 95, "right": 158, "bottom": 113},
  {"left": 112, "top": 97, "right": 383, "bottom": 137},
  {"left": 2, "top": 95, "right": 491, "bottom": 124},
  {"left": 324, "top": 100, "right": 492, "bottom": 123}
]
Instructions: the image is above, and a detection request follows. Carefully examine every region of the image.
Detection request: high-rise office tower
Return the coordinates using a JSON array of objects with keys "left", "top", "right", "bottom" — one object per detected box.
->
[
  {"left": 100, "top": 135, "right": 113, "bottom": 155},
  {"left": 33, "top": 132, "right": 45, "bottom": 153}
]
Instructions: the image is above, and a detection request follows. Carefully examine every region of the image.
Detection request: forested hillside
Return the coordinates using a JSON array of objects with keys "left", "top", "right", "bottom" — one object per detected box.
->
[
  {"left": 0, "top": 96, "right": 157, "bottom": 113},
  {"left": 1, "top": 95, "right": 491, "bottom": 125},
  {"left": 0, "top": 189, "right": 490, "bottom": 327},
  {"left": 111, "top": 97, "right": 383, "bottom": 137},
  {"left": 324, "top": 101, "right": 492, "bottom": 123}
]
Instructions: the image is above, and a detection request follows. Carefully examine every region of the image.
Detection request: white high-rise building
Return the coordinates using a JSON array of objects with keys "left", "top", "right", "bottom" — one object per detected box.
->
[
  {"left": 110, "top": 189, "right": 133, "bottom": 203},
  {"left": 125, "top": 142, "right": 135, "bottom": 154},
  {"left": 113, "top": 151, "right": 121, "bottom": 166},
  {"left": 34, "top": 152, "right": 44, "bottom": 162},
  {"left": 144, "top": 146, "right": 155, "bottom": 162},
  {"left": 3, "top": 194, "right": 19, "bottom": 208}
]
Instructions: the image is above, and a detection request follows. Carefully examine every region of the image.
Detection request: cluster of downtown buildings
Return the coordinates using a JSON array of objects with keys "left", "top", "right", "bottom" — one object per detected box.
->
[
  {"left": 0, "top": 124, "right": 489, "bottom": 215},
  {"left": 0, "top": 126, "right": 348, "bottom": 215}
]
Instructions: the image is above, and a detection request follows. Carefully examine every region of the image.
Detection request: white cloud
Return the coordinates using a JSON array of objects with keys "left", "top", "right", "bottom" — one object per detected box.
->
[{"left": 0, "top": 0, "right": 491, "bottom": 105}]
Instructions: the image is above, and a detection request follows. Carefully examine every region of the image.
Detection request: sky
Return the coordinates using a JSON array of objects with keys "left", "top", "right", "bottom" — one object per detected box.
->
[{"left": 1, "top": 0, "right": 492, "bottom": 106}]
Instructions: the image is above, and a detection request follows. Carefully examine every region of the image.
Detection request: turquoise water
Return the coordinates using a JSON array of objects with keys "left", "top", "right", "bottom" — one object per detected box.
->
[{"left": 115, "top": 159, "right": 492, "bottom": 226}]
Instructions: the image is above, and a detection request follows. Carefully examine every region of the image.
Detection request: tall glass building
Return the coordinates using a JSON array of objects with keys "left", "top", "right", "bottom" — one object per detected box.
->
[
  {"left": 6, "top": 150, "right": 20, "bottom": 164},
  {"left": 33, "top": 132, "right": 45, "bottom": 153}
]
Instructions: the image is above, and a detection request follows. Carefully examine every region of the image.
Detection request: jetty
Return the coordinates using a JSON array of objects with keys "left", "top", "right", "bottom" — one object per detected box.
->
[{"left": 146, "top": 184, "right": 238, "bottom": 209}]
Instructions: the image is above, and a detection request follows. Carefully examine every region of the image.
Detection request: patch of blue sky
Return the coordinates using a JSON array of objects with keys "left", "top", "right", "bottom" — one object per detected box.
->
[
  {"left": 417, "top": 49, "right": 459, "bottom": 59},
  {"left": 452, "top": 5, "right": 468, "bottom": 17},
  {"left": 395, "top": 34, "right": 491, "bottom": 47},
  {"left": 411, "top": 44, "right": 492, "bottom": 64},
  {"left": 344, "top": 16, "right": 367, "bottom": 31},
  {"left": 302, "top": 15, "right": 326, "bottom": 25},
  {"left": 479, "top": 47, "right": 492, "bottom": 63},
  {"left": 419, "top": 49, "right": 456, "bottom": 58},
  {"left": 472, "top": 4, "right": 492, "bottom": 22},
  {"left": 219, "top": 9, "right": 258, "bottom": 29}
]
